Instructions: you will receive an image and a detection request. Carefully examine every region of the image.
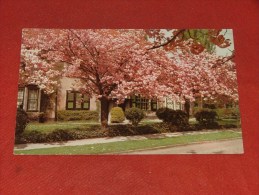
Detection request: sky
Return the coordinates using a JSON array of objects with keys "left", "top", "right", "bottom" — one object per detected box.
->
[{"left": 215, "top": 29, "right": 234, "bottom": 57}]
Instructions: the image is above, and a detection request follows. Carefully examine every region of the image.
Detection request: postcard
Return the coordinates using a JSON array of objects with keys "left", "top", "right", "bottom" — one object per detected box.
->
[{"left": 13, "top": 29, "right": 243, "bottom": 155}]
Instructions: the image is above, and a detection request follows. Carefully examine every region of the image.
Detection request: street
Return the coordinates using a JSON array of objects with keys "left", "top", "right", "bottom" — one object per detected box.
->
[{"left": 125, "top": 139, "right": 244, "bottom": 154}]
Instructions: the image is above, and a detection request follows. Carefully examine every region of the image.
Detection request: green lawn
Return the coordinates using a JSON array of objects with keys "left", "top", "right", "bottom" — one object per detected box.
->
[
  {"left": 26, "top": 118, "right": 240, "bottom": 133},
  {"left": 14, "top": 130, "right": 242, "bottom": 155},
  {"left": 217, "top": 118, "right": 241, "bottom": 126},
  {"left": 189, "top": 118, "right": 240, "bottom": 127},
  {"left": 25, "top": 120, "right": 100, "bottom": 133}
]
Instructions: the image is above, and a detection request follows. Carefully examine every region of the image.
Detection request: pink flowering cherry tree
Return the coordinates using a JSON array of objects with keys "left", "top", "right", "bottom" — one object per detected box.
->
[
  {"left": 21, "top": 29, "right": 238, "bottom": 128},
  {"left": 145, "top": 30, "right": 237, "bottom": 117},
  {"left": 22, "top": 29, "right": 181, "bottom": 128},
  {"left": 168, "top": 48, "right": 238, "bottom": 116},
  {"left": 20, "top": 44, "right": 63, "bottom": 94}
]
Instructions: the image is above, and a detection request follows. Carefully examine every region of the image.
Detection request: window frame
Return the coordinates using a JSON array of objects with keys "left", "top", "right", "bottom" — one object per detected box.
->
[
  {"left": 166, "top": 97, "right": 175, "bottom": 109},
  {"left": 66, "top": 91, "right": 90, "bottom": 110},
  {"left": 151, "top": 98, "right": 157, "bottom": 111},
  {"left": 131, "top": 95, "right": 155, "bottom": 111},
  {"left": 27, "top": 87, "right": 39, "bottom": 112},
  {"left": 17, "top": 87, "right": 25, "bottom": 108}
]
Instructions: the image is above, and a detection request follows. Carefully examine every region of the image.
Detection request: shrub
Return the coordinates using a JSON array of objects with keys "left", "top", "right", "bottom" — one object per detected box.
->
[
  {"left": 110, "top": 107, "right": 125, "bottom": 123},
  {"left": 57, "top": 110, "right": 99, "bottom": 121},
  {"left": 203, "top": 103, "right": 216, "bottom": 109},
  {"left": 27, "top": 112, "right": 48, "bottom": 123},
  {"left": 22, "top": 131, "right": 47, "bottom": 143},
  {"left": 215, "top": 108, "right": 240, "bottom": 119},
  {"left": 15, "top": 108, "right": 28, "bottom": 135},
  {"left": 108, "top": 124, "right": 158, "bottom": 137},
  {"left": 156, "top": 108, "right": 189, "bottom": 128},
  {"left": 221, "top": 124, "right": 238, "bottom": 129},
  {"left": 47, "top": 130, "right": 76, "bottom": 141},
  {"left": 38, "top": 112, "right": 47, "bottom": 123},
  {"left": 156, "top": 108, "right": 171, "bottom": 123},
  {"left": 150, "top": 122, "right": 177, "bottom": 133},
  {"left": 125, "top": 107, "right": 145, "bottom": 126},
  {"left": 107, "top": 125, "right": 135, "bottom": 137},
  {"left": 173, "top": 110, "right": 189, "bottom": 127},
  {"left": 27, "top": 112, "right": 41, "bottom": 122},
  {"left": 195, "top": 110, "right": 217, "bottom": 123},
  {"left": 194, "top": 110, "right": 219, "bottom": 129}
]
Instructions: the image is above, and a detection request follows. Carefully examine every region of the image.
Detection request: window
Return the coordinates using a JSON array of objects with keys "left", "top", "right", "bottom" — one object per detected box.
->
[
  {"left": 166, "top": 98, "right": 174, "bottom": 109},
  {"left": 131, "top": 95, "right": 149, "bottom": 110},
  {"left": 66, "top": 91, "right": 90, "bottom": 110},
  {"left": 166, "top": 98, "right": 183, "bottom": 110},
  {"left": 27, "top": 88, "right": 39, "bottom": 111},
  {"left": 17, "top": 88, "right": 24, "bottom": 108},
  {"left": 151, "top": 98, "right": 157, "bottom": 111},
  {"left": 175, "top": 102, "right": 181, "bottom": 110}
]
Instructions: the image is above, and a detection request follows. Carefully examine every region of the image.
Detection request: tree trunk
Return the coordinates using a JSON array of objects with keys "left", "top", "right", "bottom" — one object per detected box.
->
[
  {"left": 184, "top": 99, "right": 190, "bottom": 118},
  {"left": 189, "top": 101, "right": 194, "bottom": 116},
  {"left": 100, "top": 97, "right": 109, "bottom": 129},
  {"left": 199, "top": 96, "right": 203, "bottom": 109}
]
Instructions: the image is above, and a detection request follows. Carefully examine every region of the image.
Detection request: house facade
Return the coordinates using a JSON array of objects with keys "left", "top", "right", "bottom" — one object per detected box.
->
[{"left": 17, "top": 77, "right": 183, "bottom": 120}]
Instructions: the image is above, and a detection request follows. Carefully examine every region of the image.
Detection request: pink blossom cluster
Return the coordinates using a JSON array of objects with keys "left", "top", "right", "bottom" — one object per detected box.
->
[{"left": 19, "top": 29, "right": 238, "bottom": 104}]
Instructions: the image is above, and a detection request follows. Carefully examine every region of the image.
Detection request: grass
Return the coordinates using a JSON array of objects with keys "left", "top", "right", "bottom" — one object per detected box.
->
[
  {"left": 14, "top": 130, "right": 242, "bottom": 155},
  {"left": 140, "top": 120, "right": 161, "bottom": 125},
  {"left": 217, "top": 118, "right": 241, "bottom": 127},
  {"left": 25, "top": 118, "right": 162, "bottom": 133},
  {"left": 25, "top": 118, "right": 240, "bottom": 134},
  {"left": 189, "top": 117, "right": 240, "bottom": 127},
  {"left": 25, "top": 120, "right": 100, "bottom": 133}
]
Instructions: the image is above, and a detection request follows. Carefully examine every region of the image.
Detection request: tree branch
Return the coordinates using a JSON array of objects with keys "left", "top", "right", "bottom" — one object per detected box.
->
[{"left": 148, "top": 29, "right": 186, "bottom": 50}]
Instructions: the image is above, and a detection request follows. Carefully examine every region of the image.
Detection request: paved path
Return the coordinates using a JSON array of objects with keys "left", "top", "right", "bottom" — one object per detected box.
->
[
  {"left": 14, "top": 129, "right": 241, "bottom": 151},
  {"left": 125, "top": 139, "right": 244, "bottom": 154}
]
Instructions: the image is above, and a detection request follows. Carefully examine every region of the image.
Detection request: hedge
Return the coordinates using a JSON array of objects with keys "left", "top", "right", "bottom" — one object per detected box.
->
[
  {"left": 57, "top": 110, "right": 99, "bottom": 121},
  {"left": 15, "top": 122, "right": 239, "bottom": 144}
]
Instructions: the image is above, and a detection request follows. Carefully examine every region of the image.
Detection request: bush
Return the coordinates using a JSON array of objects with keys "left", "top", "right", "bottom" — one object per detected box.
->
[
  {"left": 156, "top": 108, "right": 189, "bottom": 128},
  {"left": 22, "top": 131, "right": 47, "bottom": 143},
  {"left": 195, "top": 110, "right": 217, "bottom": 123},
  {"left": 27, "top": 112, "right": 41, "bottom": 122},
  {"left": 203, "top": 103, "right": 216, "bottom": 109},
  {"left": 46, "top": 130, "right": 76, "bottom": 141},
  {"left": 215, "top": 108, "right": 240, "bottom": 119},
  {"left": 221, "top": 124, "right": 238, "bottom": 129},
  {"left": 125, "top": 107, "right": 145, "bottom": 126},
  {"left": 108, "top": 124, "right": 158, "bottom": 137},
  {"left": 15, "top": 108, "right": 28, "bottom": 135},
  {"left": 38, "top": 112, "right": 47, "bottom": 123},
  {"left": 150, "top": 122, "right": 177, "bottom": 133},
  {"left": 194, "top": 110, "right": 219, "bottom": 129},
  {"left": 26, "top": 112, "right": 48, "bottom": 122},
  {"left": 110, "top": 107, "right": 125, "bottom": 123},
  {"left": 57, "top": 110, "right": 99, "bottom": 121},
  {"left": 156, "top": 108, "right": 171, "bottom": 123}
]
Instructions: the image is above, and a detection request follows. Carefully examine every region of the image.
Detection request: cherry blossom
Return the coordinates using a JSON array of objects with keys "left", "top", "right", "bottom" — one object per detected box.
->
[{"left": 20, "top": 29, "right": 238, "bottom": 128}]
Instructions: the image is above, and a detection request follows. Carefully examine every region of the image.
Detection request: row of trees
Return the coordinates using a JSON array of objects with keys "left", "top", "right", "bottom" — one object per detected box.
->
[{"left": 20, "top": 29, "right": 237, "bottom": 129}]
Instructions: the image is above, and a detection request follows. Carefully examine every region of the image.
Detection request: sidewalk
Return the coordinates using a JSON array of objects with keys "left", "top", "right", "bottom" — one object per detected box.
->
[{"left": 14, "top": 128, "right": 241, "bottom": 151}]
